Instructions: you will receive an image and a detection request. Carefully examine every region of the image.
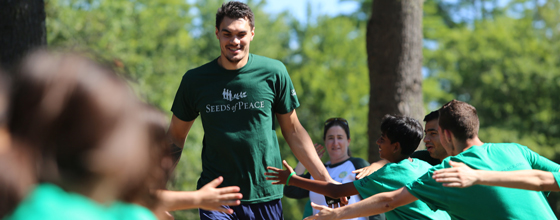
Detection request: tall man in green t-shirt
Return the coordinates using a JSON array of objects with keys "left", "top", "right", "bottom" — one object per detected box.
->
[
  {"left": 167, "top": 1, "right": 334, "bottom": 219},
  {"left": 304, "top": 100, "right": 560, "bottom": 220}
]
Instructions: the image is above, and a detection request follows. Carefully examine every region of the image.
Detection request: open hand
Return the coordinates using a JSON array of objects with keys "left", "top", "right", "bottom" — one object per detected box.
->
[
  {"left": 433, "top": 160, "right": 478, "bottom": 188},
  {"left": 304, "top": 202, "right": 339, "bottom": 220},
  {"left": 265, "top": 160, "right": 295, "bottom": 185},
  {"left": 352, "top": 159, "right": 388, "bottom": 179},
  {"left": 196, "top": 176, "right": 243, "bottom": 214}
]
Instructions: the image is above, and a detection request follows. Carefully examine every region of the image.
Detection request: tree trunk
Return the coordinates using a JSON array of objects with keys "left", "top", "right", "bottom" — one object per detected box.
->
[
  {"left": 367, "top": 0, "right": 424, "bottom": 162},
  {"left": 0, "top": 0, "right": 46, "bottom": 72}
]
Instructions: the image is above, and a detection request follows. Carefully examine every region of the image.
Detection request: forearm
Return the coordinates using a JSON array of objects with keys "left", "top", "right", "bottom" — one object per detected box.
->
[
  {"left": 330, "top": 190, "right": 399, "bottom": 219},
  {"left": 477, "top": 170, "right": 559, "bottom": 191},
  {"left": 289, "top": 175, "right": 358, "bottom": 198},
  {"left": 157, "top": 189, "right": 199, "bottom": 211},
  {"left": 284, "top": 130, "right": 331, "bottom": 182}
]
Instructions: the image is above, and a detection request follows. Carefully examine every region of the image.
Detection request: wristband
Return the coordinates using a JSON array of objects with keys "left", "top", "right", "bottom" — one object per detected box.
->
[{"left": 286, "top": 172, "right": 296, "bottom": 186}]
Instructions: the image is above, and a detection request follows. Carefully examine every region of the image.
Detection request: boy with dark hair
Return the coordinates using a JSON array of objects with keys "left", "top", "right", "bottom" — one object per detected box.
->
[
  {"left": 167, "top": 1, "right": 334, "bottom": 219},
  {"left": 266, "top": 115, "right": 450, "bottom": 220},
  {"left": 304, "top": 100, "right": 560, "bottom": 220}
]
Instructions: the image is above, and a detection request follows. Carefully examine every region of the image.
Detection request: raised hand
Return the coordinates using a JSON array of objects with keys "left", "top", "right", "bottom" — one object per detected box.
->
[
  {"left": 265, "top": 160, "right": 295, "bottom": 185},
  {"left": 433, "top": 160, "right": 478, "bottom": 188},
  {"left": 314, "top": 143, "right": 326, "bottom": 158}
]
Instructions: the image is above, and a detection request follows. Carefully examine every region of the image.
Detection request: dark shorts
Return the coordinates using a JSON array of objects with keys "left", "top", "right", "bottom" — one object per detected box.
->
[{"left": 199, "top": 199, "right": 283, "bottom": 220}]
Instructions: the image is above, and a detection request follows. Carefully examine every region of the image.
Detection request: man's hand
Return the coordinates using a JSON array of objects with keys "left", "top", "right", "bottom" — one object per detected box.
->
[
  {"left": 195, "top": 176, "right": 243, "bottom": 214},
  {"left": 352, "top": 159, "right": 388, "bottom": 179},
  {"left": 266, "top": 160, "right": 295, "bottom": 185},
  {"left": 433, "top": 160, "right": 479, "bottom": 188},
  {"left": 303, "top": 202, "right": 339, "bottom": 220}
]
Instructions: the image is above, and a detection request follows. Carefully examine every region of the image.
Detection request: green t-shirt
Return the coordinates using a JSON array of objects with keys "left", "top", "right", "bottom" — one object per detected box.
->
[
  {"left": 354, "top": 159, "right": 450, "bottom": 220},
  {"left": 6, "top": 183, "right": 156, "bottom": 220},
  {"left": 171, "top": 54, "right": 299, "bottom": 204},
  {"left": 406, "top": 143, "right": 560, "bottom": 220}
]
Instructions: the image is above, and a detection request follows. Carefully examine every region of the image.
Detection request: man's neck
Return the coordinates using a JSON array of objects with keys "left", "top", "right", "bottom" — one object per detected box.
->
[
  {"left": 217, "top": 55, "right": 249, "bottom": 70},
  {"left": 456, "top": 137, "right": 484, "bottom": 154}
]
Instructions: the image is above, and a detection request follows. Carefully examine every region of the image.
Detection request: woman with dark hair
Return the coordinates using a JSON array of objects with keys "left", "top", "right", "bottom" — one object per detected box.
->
[{"left": 284, "top": 118, "right": 383, "bottom": 220}]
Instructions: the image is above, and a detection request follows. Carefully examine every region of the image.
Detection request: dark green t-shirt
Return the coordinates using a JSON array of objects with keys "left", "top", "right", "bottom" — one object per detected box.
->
[
  {"left": 171, "top": 54, "right": 299, "bottom": 204},
  {"left": 406, "top": 143, "right": 560, "bottom": 220}
]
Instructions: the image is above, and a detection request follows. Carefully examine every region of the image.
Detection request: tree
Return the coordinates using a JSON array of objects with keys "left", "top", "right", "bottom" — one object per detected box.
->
[
  {"left": 366, "top": 0, "right": 424, "bottom": 162},
  {"left": 0, "top": 0, "right": 46, "bottom": 71}
]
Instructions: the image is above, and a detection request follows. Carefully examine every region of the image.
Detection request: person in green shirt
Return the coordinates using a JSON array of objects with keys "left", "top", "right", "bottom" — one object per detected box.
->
[
  {"left": 167, "top": 1, "right": 334, "bottom": 219},
  {"left": 267, "top": 115, "right": 450, "bottom": 220},
  {"left": 303, "top": 100, "right": 560, "bottom": 220}
]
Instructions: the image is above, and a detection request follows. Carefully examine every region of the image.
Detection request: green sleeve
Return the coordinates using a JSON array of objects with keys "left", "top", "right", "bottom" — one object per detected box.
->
[
  {"left": 273, "top": 65, "right": 300, "bottom": 114},
  {"left": 405, "top": 166, "right": 445, "bottom": 211},
  {"left": 170, "top": 73, "right": 199, "bottom": 122},
  {"left": 553, "top": 172, "right": 560, "bottom": 189},
  {"left": 519, "top": 144, "right": 560, "bottom": 172}
]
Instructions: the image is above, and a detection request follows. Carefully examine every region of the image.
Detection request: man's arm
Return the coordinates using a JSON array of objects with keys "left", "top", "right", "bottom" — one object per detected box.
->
[
  {"left": 276, "top": 110, "right": 333, "bottom": 182},
  {"left": 304, "top": 187, "right": 418, "bottom": 220},
  {"left": 166, "top": 115, "right": 195, "bottom": 171},
  {"left": 267, "top": 160, "right": 359, "bottom": 198},
  {"left": 433, "top": 161, "right": 560, "bottom": 191}
]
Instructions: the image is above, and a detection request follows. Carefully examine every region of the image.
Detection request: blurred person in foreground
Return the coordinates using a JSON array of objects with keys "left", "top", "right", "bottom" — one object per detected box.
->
[
  {"left": 267, "top": 115, "right": 450, "bottom": 220},
  {"left": 167, "top": 1, "right": 335, "bottom": 219},
  {"left": 283, "top": 118, "right": 384, "bottom": 220},
  {"left": 0, "top": 68, "right": 35, "bottom": 218},
  {"left": 2, "top": 50, "right": 241, "bottom": 219},
  {"left": 303, "top": 100, "right": 560, "bottom": 220}
]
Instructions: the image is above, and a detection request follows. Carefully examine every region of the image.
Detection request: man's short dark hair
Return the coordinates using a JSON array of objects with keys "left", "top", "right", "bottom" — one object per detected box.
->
[
  {"left": 380, "top": 115, "right": 423, "bottom": 155},
  {"left": 438, "top": 100, "right": 479, "bottom": 141},
  {"left": 423, "top": 110, "right": 439, "bottom": 122},
  {"left": 216, "top": 1, "right": 255, "bottom": 29}
]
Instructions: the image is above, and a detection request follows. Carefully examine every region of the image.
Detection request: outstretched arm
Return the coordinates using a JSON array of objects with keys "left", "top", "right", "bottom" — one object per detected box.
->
[
  {"left": 433, "top": 161, "right": 560, "bottom": 191},
  {"left": 276, "top": 110, "right": 333, "bottom": 183},
  {"left": 157, "top": 176, "right": 243, "bottom": 213},
  {"left": 304, "top": 187, "right": 418, "bottom": 220},
  {"left": 266, "top": 160, "right": 359, "bottom": 199},
  {"left": 166, "top": 115, "right": 194, "bottom": 172}
]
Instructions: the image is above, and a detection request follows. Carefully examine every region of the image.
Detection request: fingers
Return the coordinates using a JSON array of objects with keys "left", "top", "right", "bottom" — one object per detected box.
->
[
  {"left": 217, "top": 207, "right": 234, "bottom": 214},
  {"left": 449, "top": 160, "right": 466, "bottom": 167},
  {"left": 340, "top": 196, "right": 349, "bottom": 206},
  {"left": 266, "top": 166, "right": 282, "bottom": 172},
  {"left": 311, "top": 202, "right": 329, "bottom": 211},
  {"left": 352, "top": 168, "right": 363, "bottom": 174},
  {"left": 205, "top": 176, "right": 224, "bottom": 188},
  {"left": 217, "top": 186, "right": 241, "bottom": 194},
  {"left": 304, "top": 216, "right": 317, "bottom": 220},
  {"left": 282, "top": 160, "right": 294, "bottom": 172}
]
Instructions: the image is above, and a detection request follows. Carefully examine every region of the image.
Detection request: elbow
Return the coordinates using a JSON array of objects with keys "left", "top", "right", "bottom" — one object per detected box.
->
[{"left": 379, "top": 195, "right": 398, "bottom": 213}]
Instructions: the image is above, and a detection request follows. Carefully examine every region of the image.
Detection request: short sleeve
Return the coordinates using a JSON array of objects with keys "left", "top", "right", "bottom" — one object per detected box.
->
[
  {"left": 405, "top": 167, "right": 445, "bottom": 211},
  {"left": 273, "top": 65, "right": 300, "bottom": 114},
  {"left": 170, "top": 73, "right": 199, "bottom": 122},
  {"left": 553, "top": 172, "right": 560, "bottom": 189},
  {"left": 519, "top": 145, "right": 560, "bottom": 172}
]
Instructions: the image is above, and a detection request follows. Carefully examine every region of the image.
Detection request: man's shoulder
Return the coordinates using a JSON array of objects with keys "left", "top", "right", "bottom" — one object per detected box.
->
[
  {"left": 348, "top": 157, "right": 370, "bottom": 169},
  {"left": 183, "top": 59, "right": 219, "bottom": 78},
  {"left": 411, "top": 150, "right": 440, "bottom": 166},
  {"left": 250, "top": 54, "right": 286, "bottom": 71}
]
